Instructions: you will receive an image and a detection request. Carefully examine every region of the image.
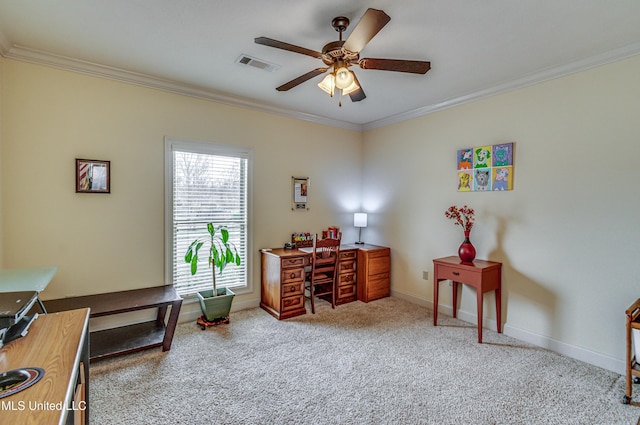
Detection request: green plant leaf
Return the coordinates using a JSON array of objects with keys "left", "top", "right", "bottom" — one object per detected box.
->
[
  {"left": 221, "top": 227, "right": 229, "bottom": 243},
  {"left": 207, "top": 222, "right": 215, "bottom": 236},
  {"left": 190, "top": 255, "right": 198, "bottom": 275}
]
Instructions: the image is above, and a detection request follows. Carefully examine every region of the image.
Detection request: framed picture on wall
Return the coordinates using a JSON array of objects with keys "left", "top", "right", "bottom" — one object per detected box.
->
[
  {"left": 291, "top": 176, "right": 309, "bottom": 211},
  {"left": 76, "top": 159, "right": 110, "bottom": 193}
]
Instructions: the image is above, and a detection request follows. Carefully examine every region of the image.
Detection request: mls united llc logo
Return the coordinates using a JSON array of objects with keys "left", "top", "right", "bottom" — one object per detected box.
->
[{"left": 1, "top": 400, "right": 86, "bottom": 412}]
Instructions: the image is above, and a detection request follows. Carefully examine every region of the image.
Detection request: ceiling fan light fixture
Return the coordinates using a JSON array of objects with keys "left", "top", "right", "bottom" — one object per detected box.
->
[
  {"left": 341, "top": 78, "right": 360, "bottom": 95},
  {"left": 334, "top": 66, "right": 354, "bottom": 89},
  {"left": 318, "top": 73, "right": 335, "bottom": 96}
]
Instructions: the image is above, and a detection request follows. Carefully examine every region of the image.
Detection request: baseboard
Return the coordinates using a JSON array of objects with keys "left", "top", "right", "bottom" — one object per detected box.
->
[{"left": 390, "top": 289, "right": 625, "bottom": 375}]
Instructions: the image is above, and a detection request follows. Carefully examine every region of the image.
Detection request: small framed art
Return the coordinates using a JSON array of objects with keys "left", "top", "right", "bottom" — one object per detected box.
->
[
  {"left": 76, "top": 159, "right": 110, "bottom": 193},
  {"left": 291, "top": 176, "right": 309, "bottom": 211}
]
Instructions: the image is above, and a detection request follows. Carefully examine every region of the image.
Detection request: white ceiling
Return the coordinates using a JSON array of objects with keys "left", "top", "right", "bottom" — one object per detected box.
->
[{"left": 1, "top": 1, "right": 640, "bottom": 131}]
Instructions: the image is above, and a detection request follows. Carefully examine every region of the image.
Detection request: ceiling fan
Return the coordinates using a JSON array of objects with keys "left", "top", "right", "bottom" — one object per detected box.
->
[{"left": 255, "top": 8, "right": 430, "bottom": 104}]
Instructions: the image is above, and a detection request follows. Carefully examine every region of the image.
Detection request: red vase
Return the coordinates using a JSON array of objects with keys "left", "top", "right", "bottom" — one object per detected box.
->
[{"left": 458, "top": 230, "right": 476, "bottom": 263}]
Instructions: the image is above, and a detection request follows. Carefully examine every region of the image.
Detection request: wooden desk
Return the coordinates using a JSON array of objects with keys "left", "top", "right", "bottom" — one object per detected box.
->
[
  {"left": 433, "top": 256, "right": 502, "bottom": 343},
  {"left": 0, "top": 308, "right": 90, "bottom": 425},
  {"left": 44, "top": 285, "right": 182, "bottom": 362},
  {"left": 260, "top": 244, "right": 390, "bottom": 319}
]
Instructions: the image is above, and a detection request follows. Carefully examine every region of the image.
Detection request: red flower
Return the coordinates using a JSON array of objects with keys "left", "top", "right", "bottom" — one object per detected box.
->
[{"left": 445, "top": 205, "right": 475, "bottom": 232}]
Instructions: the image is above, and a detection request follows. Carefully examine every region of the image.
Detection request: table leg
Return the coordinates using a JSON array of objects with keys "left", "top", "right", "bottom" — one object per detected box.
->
[
  {"left": 162, "top": 299, "right": 182, "bottom": 351},
  {"left": 477, "top": 290, "right": 484, "bottom": 343},
  {"left": 452, "top": 281, "right": 458, "bottom": 318},
  {"left": 433, "top": 278, "right": 439, "bottom": 326},
  {"left": 496, "top": 287, "right": 502, "bottom": 334}
]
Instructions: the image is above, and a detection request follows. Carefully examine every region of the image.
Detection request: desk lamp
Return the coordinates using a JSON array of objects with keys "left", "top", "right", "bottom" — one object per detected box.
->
[{"left": 354, "top": 213, "right": 367, "bottom": 245}]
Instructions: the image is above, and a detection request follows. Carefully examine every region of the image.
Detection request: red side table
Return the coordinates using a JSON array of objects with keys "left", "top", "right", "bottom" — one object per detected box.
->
[{"left": 433, "top": 256, "right": 502, "bottom": 343}]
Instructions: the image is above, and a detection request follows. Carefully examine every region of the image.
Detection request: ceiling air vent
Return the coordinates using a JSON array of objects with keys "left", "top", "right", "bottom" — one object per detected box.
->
[{"left": 235, "top": 54, "right": 280, "bottom": 72}]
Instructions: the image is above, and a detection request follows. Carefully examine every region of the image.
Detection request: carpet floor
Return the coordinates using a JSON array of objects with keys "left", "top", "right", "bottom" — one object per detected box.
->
[{"left": 90, "top": 297, "right": 640, "bottom": 424}]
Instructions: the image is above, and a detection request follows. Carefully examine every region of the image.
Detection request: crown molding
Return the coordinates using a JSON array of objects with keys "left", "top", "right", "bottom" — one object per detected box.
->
[
  {"left": 3, "top": 41, "right": 640, "bottom": 133},
  {"left": 362, "top": 41, "right": 640, "bottom": 131},
  {"left": 2, "top": 45, "right": 363, "bottom": 132}
]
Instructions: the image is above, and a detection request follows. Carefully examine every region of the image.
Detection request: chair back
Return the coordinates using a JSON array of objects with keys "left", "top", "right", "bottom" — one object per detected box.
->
[{"left": 311, "top": 234, "right": 340, "bottom": 275}]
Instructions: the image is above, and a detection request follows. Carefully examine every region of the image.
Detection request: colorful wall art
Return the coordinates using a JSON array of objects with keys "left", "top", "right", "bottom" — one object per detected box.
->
[{"left": 456, "top": 142, "right": 514, "bottom": 192}]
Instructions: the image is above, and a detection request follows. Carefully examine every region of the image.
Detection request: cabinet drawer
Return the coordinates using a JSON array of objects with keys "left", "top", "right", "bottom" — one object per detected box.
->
[
  {"left": 337, "top": 272, "right": 356, "bottom": 287},
  {"left": 282, "top": 281, "right": 304, "bottom": 297},
  {"left": 437, "top": 266, "right": 480, "bottom": 285},
  {"left": 337, "top": 284, "right": 356, "bottom": 299},
  {"left": 339, "top": 259, "right": 356, "bottom": 273},
  {"left": 281, "top": 267, "right": 305, "bottom": 283},
  {"left": 282, "top": 295, "right": 304, "bottom": 312},
  {"left": 339, "top": 250, "right": 357, "bottom": 261},
  {"left": 368, "top": 257, "right": 390, "bottom": 276},
  {"left": 282, "top": 257, "right": 306, "bottom": 269},
  {"left": 367, "top": 274, "right": 390, "bottom": 300}
]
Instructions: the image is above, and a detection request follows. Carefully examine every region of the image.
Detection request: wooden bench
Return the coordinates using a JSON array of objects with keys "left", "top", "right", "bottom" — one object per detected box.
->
[{"left": 44, "top": 285, "right": 182, "bottom": 362}]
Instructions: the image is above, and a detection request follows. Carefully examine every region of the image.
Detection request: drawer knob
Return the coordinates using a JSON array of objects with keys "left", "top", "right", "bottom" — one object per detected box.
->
[
  {"left": 290, "top": 273, "right": 296, "bottom": 278},
  {"left": 452, "top": 271, "right": 460, "bottom": 276}
]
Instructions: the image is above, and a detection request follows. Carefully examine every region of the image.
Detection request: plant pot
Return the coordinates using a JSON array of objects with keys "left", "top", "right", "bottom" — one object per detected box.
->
[{"left": 196, "top": 288, "right": 235, "bottom": 322}]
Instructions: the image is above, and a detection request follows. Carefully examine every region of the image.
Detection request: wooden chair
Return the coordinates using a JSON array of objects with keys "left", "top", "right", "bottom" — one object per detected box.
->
[
  {"left": 624, "top": 298, "right": 640, "bottom": 404},
  {"left": 304, "top": 234, "right": 341, "bottom": 314}
]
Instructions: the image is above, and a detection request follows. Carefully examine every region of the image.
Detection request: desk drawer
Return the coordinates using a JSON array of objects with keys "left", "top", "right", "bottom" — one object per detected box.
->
[
  {"left": 281, "top": 267, "right": 305, "bottom": 283},
  {"left": 339, "top": 250, "right": 357, "bottom": 261},
  {"left": 367, "top": 274, "right": 390, "bottom": 300},
  {"left": 282, "top": 294, "right": 304, "bottom": 312},
  {"left": 339, "top": 259, "right": 356, "bottom": 273},
  {"left": 438, "top": 266, "right": 479, "bottom": 285},
  {"left": 337, "top": 272, "right": 356, "bottom": 287},
  {"left": 282, "top": 257, "right": 306, "bottom": 269},
  {"left": 368, "top": 257, "right": 390, "bottom": 276},
  {"left": 282, "top": 281, "right": 304, "bottom": 297},
  {"left": 337, "top": 284, "right": 356, "bottom": 299}
]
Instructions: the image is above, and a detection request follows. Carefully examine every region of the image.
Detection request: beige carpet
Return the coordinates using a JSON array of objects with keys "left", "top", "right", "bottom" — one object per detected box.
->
[{"left": 90, "top": 297, "right": 640, "bottom": 424}]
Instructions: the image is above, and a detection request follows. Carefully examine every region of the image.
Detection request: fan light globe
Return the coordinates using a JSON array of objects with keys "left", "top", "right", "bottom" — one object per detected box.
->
[{"left": 334, "top": 67, "right": 354, "bottom": 89}]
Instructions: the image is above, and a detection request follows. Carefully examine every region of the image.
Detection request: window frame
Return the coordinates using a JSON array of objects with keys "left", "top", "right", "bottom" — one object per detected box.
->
[{"left": 164, "top": 137, "right": 253, "bottom": 296}]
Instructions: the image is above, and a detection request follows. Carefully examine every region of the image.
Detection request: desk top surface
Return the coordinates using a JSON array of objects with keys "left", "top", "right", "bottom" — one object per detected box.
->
[
  {"left": 0, "top": 308, "right": 89, "bottom": 425},
  {"left": 262, "top": 243, "right": 387, "bottom": 257}
]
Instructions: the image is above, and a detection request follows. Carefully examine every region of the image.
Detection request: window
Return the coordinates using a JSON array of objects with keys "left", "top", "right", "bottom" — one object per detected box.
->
[{"left": 165, "top": 138, "right": 252, "bottom": 296}]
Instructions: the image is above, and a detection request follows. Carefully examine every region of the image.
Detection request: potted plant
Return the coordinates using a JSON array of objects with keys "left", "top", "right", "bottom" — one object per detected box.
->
[{"left": 184, "top": 223, "right": 241, "bottom": 322}]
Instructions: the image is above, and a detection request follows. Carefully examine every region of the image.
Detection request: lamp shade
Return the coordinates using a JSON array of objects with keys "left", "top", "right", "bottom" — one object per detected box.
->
[
  {"left": 354, "top": 213, "right": 368, "bottom": 228},
  {"left": 335, "top": 67, "right": 355, "bottom": 89}
]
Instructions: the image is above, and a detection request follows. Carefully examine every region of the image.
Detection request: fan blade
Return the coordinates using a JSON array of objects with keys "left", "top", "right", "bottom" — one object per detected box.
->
[
  {"left": 276, "top": 68, "right": 329, "bottom": 91},
  {"left": 349, "top": 73, "right": 366, "bottom": 102},
  {"left": 359, "top": 58, "right": 431, "bottom": 74},
  {"left": 343, "top": 8, "right": 391, "bottom": 53},
  {"left": 255, "top": 37, "right": 322, "bottom": 59}
]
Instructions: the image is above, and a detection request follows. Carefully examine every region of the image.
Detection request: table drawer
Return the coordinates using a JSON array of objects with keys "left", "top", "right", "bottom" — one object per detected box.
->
[
  {"left": 337, "top": 272, "right": 356, "bottom": 287},
  {"left": 282, "top": 257, "right": 306, "bottom": 269},
  {"left": 281, "top": 267, "right": 305, "bottom": 283},
  {"left": 339, "top": 259, "right": 356, "bottom": 273},
  {"left": 282, "top": 281, "right": 304, "bottom": 297},
  {"left": 282, "top": 295, "right": 304, "bottom": 312},
  {"left": 438, "top": 266, "right": 479, "bottom": 285}
]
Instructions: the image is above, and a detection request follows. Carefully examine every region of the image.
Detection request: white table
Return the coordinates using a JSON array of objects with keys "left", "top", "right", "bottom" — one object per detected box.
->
[{"left": 0, "top": 266, "right": 58, "bottom": 313}]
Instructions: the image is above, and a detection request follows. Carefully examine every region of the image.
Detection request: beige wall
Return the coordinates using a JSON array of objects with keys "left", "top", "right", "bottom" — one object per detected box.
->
[
  {"left": 2, "top": 53, "right": 639, "bottom": 374},
  {"left": 363, "top": 55, "right": 640, "bottom": 372},
  {"left": 0, "top": 54, "right": 3, "bottom": 267},
  {"left": 0, "top": 59, "right": 362, "bottom": 305}
]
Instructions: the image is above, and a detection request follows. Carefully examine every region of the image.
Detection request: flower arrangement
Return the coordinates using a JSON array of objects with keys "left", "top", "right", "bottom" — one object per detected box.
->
[{"left": 445, "top": 205, "right": 475, "bottom": 232}]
